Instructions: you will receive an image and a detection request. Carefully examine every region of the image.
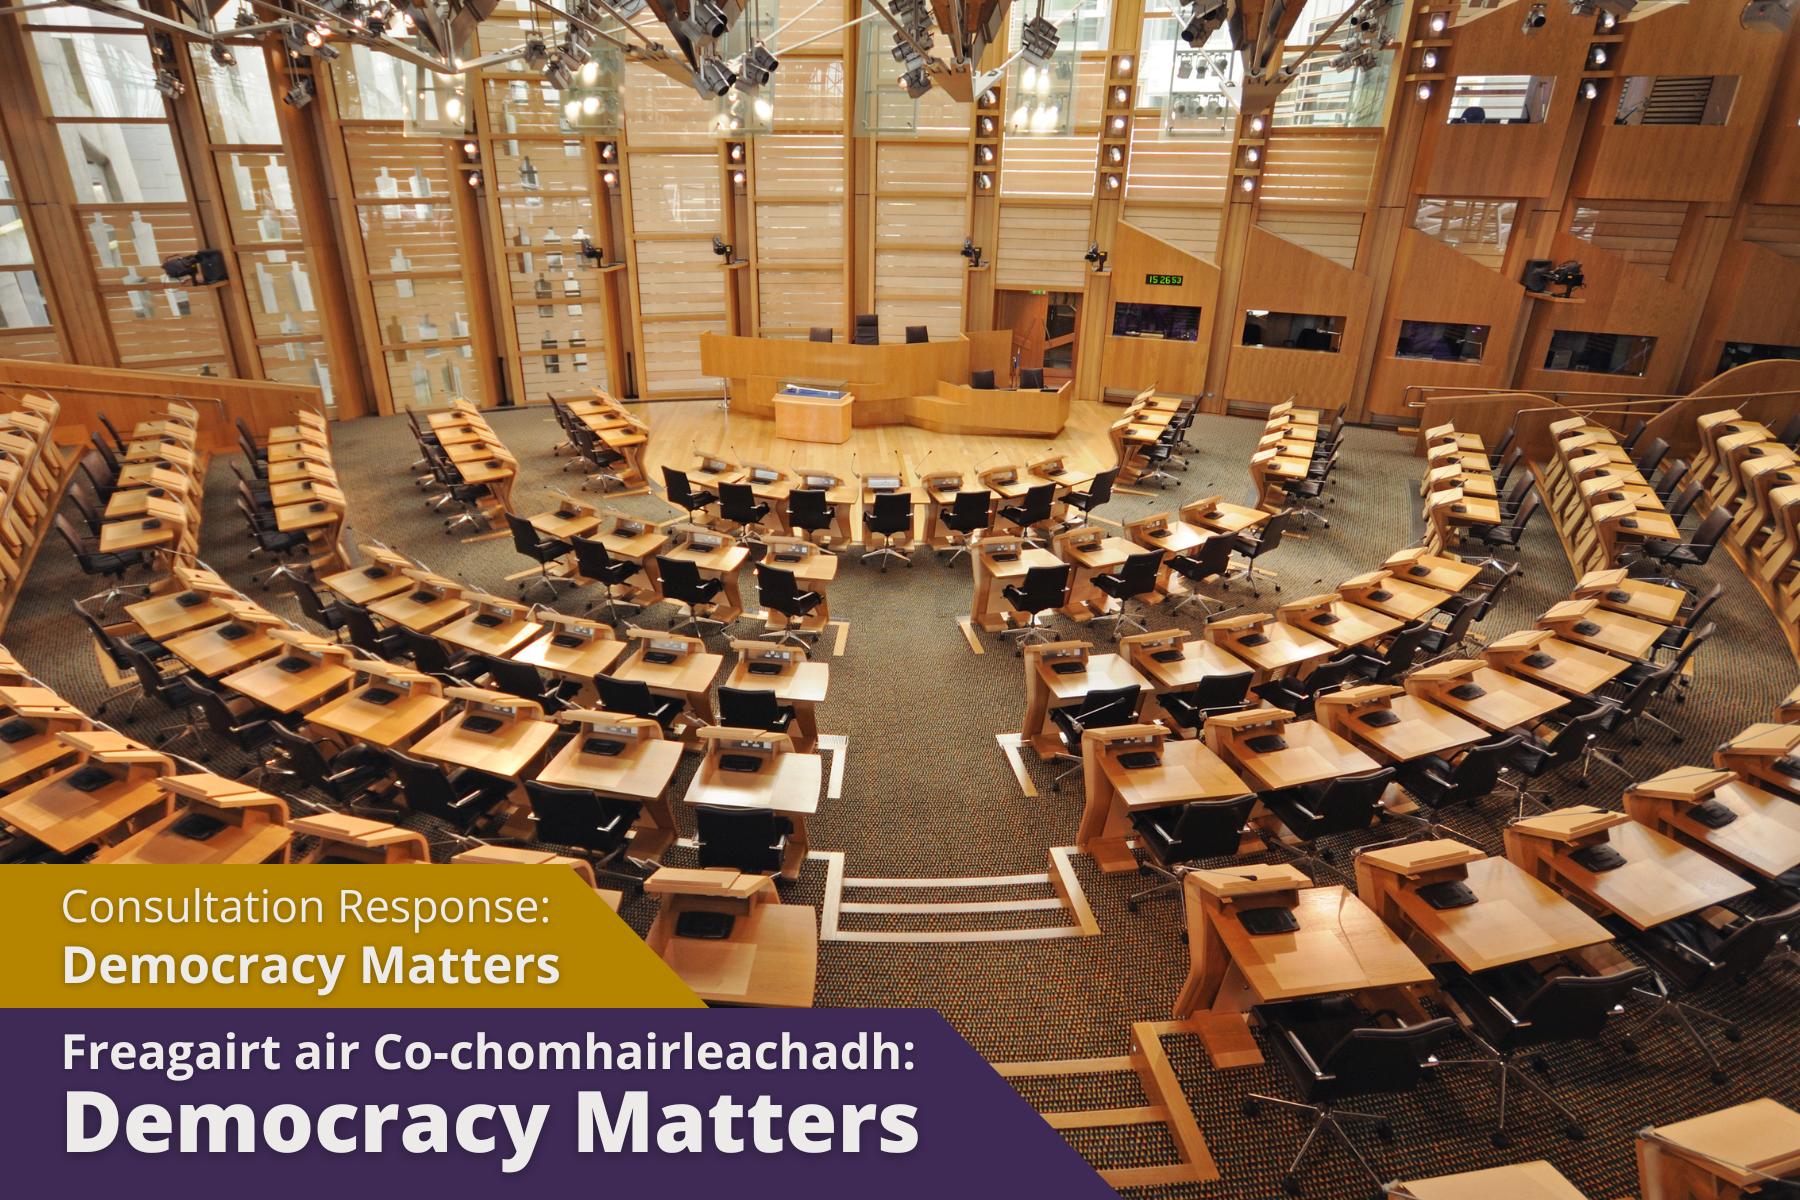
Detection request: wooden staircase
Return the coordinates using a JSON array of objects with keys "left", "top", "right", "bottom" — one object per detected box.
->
[{"left": 992, "top": 1020, "right": 1218, "bottom": 1192}]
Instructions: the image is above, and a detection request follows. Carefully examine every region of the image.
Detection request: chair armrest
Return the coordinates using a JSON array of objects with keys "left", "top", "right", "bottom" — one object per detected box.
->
[{"left": 1282, "top": 1030, "right": 1335, "bottom": 1083}]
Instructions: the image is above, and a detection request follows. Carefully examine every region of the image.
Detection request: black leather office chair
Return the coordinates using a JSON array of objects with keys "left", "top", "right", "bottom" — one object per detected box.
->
[
  {"left": 785, "top": 488, "right": 836, "bottom": 547},
  {"left": 1047, "top": 684, "right": 1142, "bottom": 790},
  {"left": 118, "top": 644, "right": 206, "bottom": 752},
  {"left": 1243, "top": 996, "right": 1457, "bottom": 1195},
  {"left": 1091, "top": 549, "right": 1164, "bottom": 640},
  {"left": 1000, "top": 562, "right": 1071, "bottom": 652},
  {"left": 64, "top": 479, "right": 106, "bottom": 536},
  {"left": 1345, "top": 619, "right": 1433, "bottom": 685},
  {"left": 1654, "top": 457, "right": 1690, "bottom": 503},
  {"left": 1262, "top": 766, "right": 1396, "bottom": 882},
  {"left": 1619, "top": 417, "right": 1649, "bottom": 453},
  {"left": 717, "top": 481, "right": 771, "bottom": 544},
  {"left": 1059, "top": 467, "right": 1117, "bottom": 530},
  {"left": 506, "top": 512, "right": 576, "bottom": 600},
  {"left": 386, "top": 748, "right": 513, "bottom": 835},
  {"left": 938, "top": 490, "right": 992, "bottom": 565},
  {"left": 1468, "top": 492, "right": 1540, "bottom": 553},
  {"left": 260, "top": 722, "right": 391, "bottom": 808},
  {"left": 595, "top": 673, "right": 685, "bottom": 732},
  {"left": 970, "top": 369, "right": 996, "bottom": 389},
  {"left": 523, "top": 781, "right": 645, "bottom": 885},
  {"left": 1496, "top": 470, "right": 1534, "bottom": 520},
  {"left": 567, "top": 424, "right": 629, "bottom": 493},
  {"left": 1616, "top": 901, "right": 1800, "bottom": 1084},
  {"left": 1165, "top": 535, "right": 1237, "bottom": 619},
  {"left": 661, "top": 465, "right": 717, "bottom": 522},
  {"left": 905, "top": 325, "right": 928, "bottom": 344},
  {"left": 56, "top": 513, "right": 150, "bottom": 606},
  {"left": 1492, "top": 445, "right": 1524, "bottom": 490},
  {"left": 338, "top": 601, "right": 408, "bottom": 660},
  {"left": 1127, "top": 793, "right": 1257, "bottom": 911},
  {"left": 654, "top": 554, "right": 725, "bottom": 636},
  {"left": 998, "top": 481, "right": 1057, "bottom": 547},
  {"left": 289, "top": 575, "right": 349, "bottom": 637},
  {"left": 73, "top": 598, "right": 166, "bottom": 714},
  {"left": 235, "top": 495, "right": 312, "bottom": 589},
  {"left": 1018, "top": 367, "right": 1045, "bottom": 389},
  {"left": 571, "top": 535, "right": 643, "bottom": 625},
  {"left": 1631, "top": 506, "right": 1731, "bottom": 572},
  {"left": 1414, "top": 594, "right": 1485, "bottom": 660},
  {"left": 852, "top": 313, "right": 879, "bottom": 346},
  {"left": 718, "top": 685, "right": 795, "bottom": 733},
  {"left": 1394, "top": 732, "right": 1523, "bottom": 835},
  {"left": 1500, "top": 696, "right": 1617, "bottom": 812},
  {"left": 472, "top": 652, "right": 575, "bottom": 714},
  {"left": 809, "top": 326, "right": 834, "bottom": 343},
  {"left": 1251, "top": 651, "right": 1363, "bottom": 718},
  {"left": 1432, "top": 962, "right": 1650, "bottom": 1146},
  {"left": 396, "top": 625, "right": 482, "bottom": 685},
  {"left": 1224, "top": 510, "right": 1292, "bottom": 597},
  {"left": 754, "top": 563, "right": 823, "bottom": 651},
  {"left": 1157, "top": 670, "right": 1253, "bottom": 736},
  {"left": 861, "top": 490, "right": 913, "bottom": 570},
  {"left": 695, "top": 804, "right": 789, "bottom": 873},
  {"left": 1634, "top": 435, "right": 1671, "bottom": 476}
]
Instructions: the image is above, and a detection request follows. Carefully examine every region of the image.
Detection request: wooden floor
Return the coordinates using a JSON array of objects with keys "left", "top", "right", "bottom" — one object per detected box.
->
[{"left": 630, "top": 397, "right": 1124, "bottom": 482}]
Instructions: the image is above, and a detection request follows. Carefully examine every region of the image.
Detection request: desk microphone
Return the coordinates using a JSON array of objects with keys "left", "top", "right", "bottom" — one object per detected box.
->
[
  {"left": 850, "top": 451, "right": 859, "bottom": 479},
  {"left": 914, "top": 449, "right": 934, "bottom": 482},
  {"left": 975, "top": 448, "right": 1003, "bottom": 473}
]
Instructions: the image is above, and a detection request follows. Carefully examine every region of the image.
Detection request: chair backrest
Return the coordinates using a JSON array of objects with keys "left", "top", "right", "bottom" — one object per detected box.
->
[
  {"left": 1634, "top": 436, "right": 1670, "bottom": 474},
  {"left": 1618, "top": 660, "right": 1680, "bottom": 718},
  {"left": 1301, "top": 652, "right": 1365, "bottom": 698},
  {"left": 1708, "top": 901, "right": 1800, "bottom": 978},
  {"left": 905, "top": 325, "right": 929, "bottom": 343},
  {"left": 1014, "top": 481, "right": 1055, "bottom": 522},
  {"left": 506, "top": 512, "right": 546, "bottom": 558},
  {"left": 571, "top": 535, "right": 621, "bottom": 581},
  {"left": 1492, "top": 423, "right": 1516, "bottom": 460},
  {"left": 476, "top": 653, "right": 548, "bottom": 701},
  {"left": 187, "top": 677, "right": 245, "bottom": 736},
  {"left": 1185, "top": 533, "right": 1236, "bottom": 579},
  {"left": 1494, "top": 445, "right": 1524, "bottom": 484},
  {"left": 119, "top": 643, "right": 176, "bottom": 701},
  {"left": 950, "top": 490, "right": 994, "bottom": 524},
  {"left": 662, "top": 465, "right": 702, "bottom": 509},
  {"left": 1317, "top": 1017, "right": 1458, "bottom": 1098},
  {"left": 787, "top": 488, "right": 830, "bottom": 524},
  {"left": 970, "top": 369, "right": 996, "bottom": 389},
  {"left": 1667, "top": 479, "right": 1705, "bottom": 522},
  {"left": 1013, "top": 563, "right": 1072, "bottom": 610},
  {"left": 718, "top": 481, "right": 761, "bottom": 522},
  {"left": 1513, "top": 967, "right": 1649, "bottom": 1043},
  {"left": 1189, "top": 669, "right": 1253, "bottom": 710},
  {"left": 595, "top": 673, "right": 655, "bottom": 716},
  {"left": 1688, "top": 506, "right": 1731, "bottom": 552},
  {"left": 289, "top": 576, "right": 335, "bottom": 627},
  {"left": 1083, "top": 467, "right": 1118, "bottom": 508},
  {"left": 1164, "top": 794, "right": 1258, "bottom": 861},
  {"left": 264, "top": 721, "right": 333, "bottom": 783},
  {"left": 54, "top": 513, "right": 91, "bottom": 560},
  {"left": 1500, "top": 471, "right": 1534, "bottom": 512},
  {"left": 1655, "top": 458, "right": 1690, "bottom": 500},
  {"left": 398, "top": 625, "right": 462, "bottom": 675},
  {"left": 338, "top": 603, "right": 389, "bottom": 654},
  {"left": 1620, "top": 417, "right": 1649, "bottom": 451},
  {"left": 384, "top": 749, "right": 463, "bottom": 823},
  {"left": 1546, "top": 701, "right": 1615, "bottom": 762},
  {"left": 1252, "top": 511, "right": 1293, "bottom": 555},
  {"left": 1075, "top": 684, "right": 1141, "bottom": 729},
  {"left": 654, "top": 555, "right": 706, "bottom": 600},
  {"left": 1110, "top": 550, "right": 1165, "bottom": 596},
  {"left": 89, "top": 433, "right": 119, "bottom": 473},
  {"left": 524, "top": 780, "right": 640, "bottom": 853},
  {"left": 718, "top": 685, "right": 785, "bottom": 730},
  {"left": 868, "top": 489, "right": 911, "bottom": 530},
  {"left": 1018, "top": 367, "right": 1044, "bottom": 389},
  {"left": 755, "top": 563, "right": 805, "bottom": 614},
  {"left": 852, "top": 313, "right": 879, "bottom": 346},
  {"left": 78, "top": 458, "right": 115, "bottom": 498},
  {"left": 1373, "top": 621, "right": 1433, "bottom": 680},
  {"left": 1682, "top": 581, "right": 1723, "bottom": 629},
  {"left": 695, "top": 805, "right": 785, "bottom": 872},
  {"left": 1307, "top": 767, "right": 1395, "bottom": 833},
  {"left": 809, "top": 326, "right": 833, "bottom": 343},
  {"left": 73, "top": 601, "right": 129, "bottom": 668},
  {"left": 1435, "top": 595, "right": 1485, "bottom": 647},
  {"left": 1664, "top": 621, "right": 1715, "bottom": 676}
]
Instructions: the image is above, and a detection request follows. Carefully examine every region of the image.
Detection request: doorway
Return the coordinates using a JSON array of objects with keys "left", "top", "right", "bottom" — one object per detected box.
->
[{"left": 995, "top": 289, "right": 1080, "bottom": 386}]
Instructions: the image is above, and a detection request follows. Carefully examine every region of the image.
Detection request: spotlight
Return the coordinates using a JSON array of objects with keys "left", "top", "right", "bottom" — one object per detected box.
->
[
  {"left": 978, "top": 116, "right": 996, "bottom": 135},
  {"left": 1742, "top": 0, "right": 1790, "bottom": 29},
  {"left": 1245, "top": 146, "right": 1259, "bottom": 162},
  {"left": 1179, "top": 0, "right": 1227, "bottom": 46},
  {"left": 960, "top": 238, "right": 983, "bottom": 267},
  {"left": 462, "top": 141, "right": 478, "bottom": 156},
  {"left": 1417, "top": 82, "right": 1432, "bottom": 100},
  {"left": 545, "top": 57, "right": 574, "bottom": 90},
  {"left": 1019, "top": 14, "right": 1060, "bottom": 66},
  {"left": 1570, "top": 0, "right": 1635, "bottom": 15},
  {"left": 1589, "top": 46, "right": 1607, "bottom": 65},
  {"left": 283, "top": 78, "right": 315, "bottom": 108},
  {"left": 1581, "top": 79, "right": 1599, "bottom": 100},
  {"left": 600, "top": 143, "right": 616, "bottom": 161},
  {"left": 1106, "top": 145, "right": 1122, "bottom": 164},
  {"left": 728, "top": 143, "right": 744, "bottom": 161},
  {"left": 601, "top": 169, "right": 616, "bottom": 185},
  {"left": 521, "top": 37, "right": 550, "bottom": 69},
  {"left": 977, "top": 145, "right": 994, "bottom": 163},
  {"left": 739, "top": 42, "right": 779, "bottom": 89},
  {"left": 1249, "top": 114, "right": 1265, "bottom": 133},
  {"left": 1240, "top": 176, "right": 1256, "bottom": 193},
  {"left": 154, "top": 69, "right": 185, "bottom": 99},
  {"left": 693, "top": 55, "right": 736, "bottom": 97},
  {"left": 1084, "top": 243, "right": 1108, "bottom": 272},
  {"left": 235, "top": 4, "right": 256, "bottom": 27},
  {"left": 1110, "top": 115, "right": 1127, "bottom": 132},
  {"left": 711, "top": 234, "right": 733, "bottom": 259},
  {"left": 1522, "top": 3, "right": 1548, "bottom": 32},
  {"left": 612, "top": 0, "right": 646, "bottom": 14},
  {"left": 1116, "top": 55, "right": 1133, "bottom": 75},
  {"left": 1104, "top": 174, "right": 1120, "bottom": 191},
  {"left": 1429, "top": 11, "right": 1447, "bottom": 32},
  {"left": 210, "top": 43, "right": 237, "bottom": 68},
  {"left": 1422, "top": 49, "right": 1438, "bottom": 69},
  {"left": 684, "top": 0, "right": 728, "bottom": 38},
  {"left": 161, "top": 249, "right": 228, "bottom": 285},
  {"left": 467, "top": 171, "right": 482, "bottom": 188},
  {"left": 560, "top": 38, "right": 592, "bottom": 69},
  {"left": 976, "top": 171, "right": 993, "bottom": 190},
  {"left": 899, "top": 64, "right": 932, "bottom": 98},
  {"left": 732, "top": 170, "right": 745, "bottom": 185}
]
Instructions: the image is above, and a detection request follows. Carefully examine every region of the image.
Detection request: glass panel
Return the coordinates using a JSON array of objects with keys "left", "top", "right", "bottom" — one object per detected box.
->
[
  {"left": 190, "top": 44, "right": 282, "bottom": 144},
  {"left": 1113, "top": 302, "right": 1201, "bottom": 340},
  {"left": 59, "top": 124, "right": 187, "bottom": 203},
  {"left": 32, "top": 32, "right": 164, "bottom": 119},
  {"left": 1138, "top": 16, "right": 1236, "bottom": 125},
  {"left": 492, "top": 138, "right": 589, "bottom": 194},
  {"left": 369, "top": 278, "right": 475, "bottom": 346},
  {"left": 242, "top": 251, "right": 323, "bottom": 340},
  {"left": 1242, "top": 311, "right": 1344, "bottom": 352},
  {"left": 356, "top": 204, "right": 467, "bottom": 274},
  {"left": 0, "top": 206, "right": 32, "bottom": 266},
  {"left": 1717, "top": 341, "right": 1800, "bottom": 373},
  {"left": 1396, "top": 320, "right": 1488, "bottom": 362},
  {"left": 635, "top": 240, "right": 728, "bottom": 317},
  {"left": 331, "top": 47, "right": 412, "bottom": 120},
  {"left": 0, "top": 269, "right": 53, "bottom": 328},
  {"left": 1447, "top": 76, "right": 1556, "bottom": 124},
  {"left": 385, "top": 344, "right": 483, "bottom": 410},
  {"left": 104, "top": 287, "right": 230, "bottom": 365},
  {"left": 216, "top": 152, "right": 301, "bottom": 244},
  {"left": 1272, "top": 0, "right": 1396, "bottom": 128},
  {"left": 1615, "top": 76, "right": 1738, "bottom": 127},
  {"left": 81, "top": 208, "right": 202, "bottom": 287},
  {"left": 1412, "top": 197, "right": 1516, "bottom": 269},
  {"left": 0, "top": 327, "right": 63, "bottom": 360},
  {"left": 26, "top": 3, "right": 143, "bottom": 28},
  {"left": 261, "top": 340, "right": 337, "bottom": 410},
  {"left": 1542, "top": 330, "right": 1657, "bottom": 375}
]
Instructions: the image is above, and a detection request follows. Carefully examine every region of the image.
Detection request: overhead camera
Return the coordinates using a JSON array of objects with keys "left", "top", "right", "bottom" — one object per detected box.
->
[
  {"left": 1521, "top": 2, "right": 1548, "bottom": 32},
  {"left": 577, "top": 236, "right": 604, "bottom": 265},
  {"left": 161, "top": 249, "right": 229, "bottom": 286},
  {"left": 1179, "top": 0, "right": 1228, "bottom": 46},
  {"left": 1523, "top": 258, "right": 1585, "bottom": 297},
  {"left": 739, "top": 42, "right": 778, "bottom": 88},
  {"left": 960, "top": 238, "right": 984, "bottom": 268},
  {"left": 711, "top": 234, "right": 733, "bottom": 260},
  {"left": 685, "top": 0, "right": 728, "bottom": 39},
  {"left": 1084, "top": 243, "right": 1109, "bottom": 273},
  {"left": 693, "top": 55, "right": 736, "bottom": 97}
]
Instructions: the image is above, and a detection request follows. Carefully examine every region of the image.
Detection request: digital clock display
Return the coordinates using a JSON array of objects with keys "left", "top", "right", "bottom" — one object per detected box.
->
[{"left": 1144, "top": 273, "right": 1184, "bottom": 286}]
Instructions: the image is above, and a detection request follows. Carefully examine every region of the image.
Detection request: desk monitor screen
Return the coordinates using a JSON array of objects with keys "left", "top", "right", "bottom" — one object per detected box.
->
[
  {"left": 866, "top": 475, "right": 901, "bottom": 491},
  {"left": 0, "top": 718, "right": 36, "bottom": 743},
  {"left": 1239, "top": 907, "right": 1300, "bottom": 936},
  {"left": 700, "top": 457, "right": 730, "bottom": 474},
  {"left": 801, "top": 474, "right": 836, "bottom": 489},
  {"left": 615, "top": 520, "right": 645, "bottom": 535},
  {"left": 750, "top": 467, "right": 780, "bottom": 483}
]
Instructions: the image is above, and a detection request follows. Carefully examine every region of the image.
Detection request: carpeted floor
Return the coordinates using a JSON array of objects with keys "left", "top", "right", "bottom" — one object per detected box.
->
[{"left": 11, "top": 401, "right": 1798, "bottom": 1199}]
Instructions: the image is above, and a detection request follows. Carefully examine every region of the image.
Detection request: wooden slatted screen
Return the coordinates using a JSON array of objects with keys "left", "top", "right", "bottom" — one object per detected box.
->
[
  {"left": 996, "top": 203, "right": 1091, "bottom": 288},
  {"left": 1745, "top": 206, "right": 1800, "bottom": 261},
  {"left": 1256, "top": 211, "right": 1365, "bottom": 269},
  {"left": 1255, "top": 130, "right": 1379, "bottom": 208},
  {"left": 1569, "top": 200, "right": 1688, "bottom": 277}
]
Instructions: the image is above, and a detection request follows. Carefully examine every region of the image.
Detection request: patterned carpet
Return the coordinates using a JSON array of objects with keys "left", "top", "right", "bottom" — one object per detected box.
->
[{"left": 11, "top": 401, "right": 1799, "bottom": 1199}]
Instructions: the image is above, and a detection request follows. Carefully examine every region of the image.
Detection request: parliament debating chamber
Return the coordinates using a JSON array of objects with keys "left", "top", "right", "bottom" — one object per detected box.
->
[{"left": 4, "top": 0, "right": 1800, "bottom": 1193}]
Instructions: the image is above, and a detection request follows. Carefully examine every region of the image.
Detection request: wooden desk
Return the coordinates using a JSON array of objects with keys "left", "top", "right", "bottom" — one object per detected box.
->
[
  {"left": 124, "top": 590, "right": 227, "bottom": 639},
  {"left": 221, "top": 653, "right": 354, "bottom": 714},
  {"left": 683, "top": 749, "right": 823, "bottom": 880},
  {"left": 435, "top": 609, "right": 547, "bottom": 658},
  {"left": 970, "top": 541, "right": 1063, "bottom": 632},
  {"left": 1078, "top": 732, "right": 1252, "bottom": 871},
  {"left": 1396, "top": 1161, "right": 1591, "bottom": 1200},
  {"left": 1488, "top": 634, "right": 1631, "bottom": 696},
  {"left": 411, "top": 708, "right": 558, "bottom": 779},
  {"left": 1625, "top": 769, "right": 1800, "bottom": 882},
  {"left": 613, "top": 644, "right": 724, "bottom": 731},
  {"left": 318, "top": 561, "right": 413, "bottom": 605},
  {"left": 1184, "top": 498, "right": 1269, "bottom": 538},
  {"left": 1174, "top": 867, "right": 1432, "bottom": 1019},
  {"left": 93, "top": 778, "right": 290, "bottom": 865},
  {"left": 367, "top": 587, "right": 470, "bottom": 633},
  {"left": 1055, "top": 532, "right": 1142, "bottom": 622},
  {"left": 1504, "top": 807, "right": 1752, "bottom": 930},
  {"left": 1338, "top": 574, "right": 1447, "bottom": 623},
  {"left": 645, "top": 868, "right": 817, "bottom": 1007},
  {"left": 1320, "top": 692, "right": 1487, "bottom": 763},
  {"left": 1357, "top": 843, "right": 1611, "bottom": 972},
  {"left": 510, "top": 629, "right": 627, "bottom": 693},
  {"left": 291, "top": 812, "right": 429, "bottom": 863},
  {"left": 99, "top": 515, "right": 179, "bottom": 553},
  {"left": 1207, "top": 621, "right": 1335, "bottom": 682},
  {"left": 1127, "top": 637, "right": 1252, "bottom": 695},
  {"left": 773, "top": 389, "right": 854, "bottom": 444},
  {"left": 723, "top": 656, "right": 829, "bottom": 752},
  {"left": 306, "top": 682, "right": 449, "bottom": 750},
  {"left": 1409, "top": 664, "right": 1568, "bottom": 731},
  {"left": 163, "top": 620, "right": 282, "bottom": 678},
  {"left": 659, "top": 536, "right": 751, "bottom": 624},
  {"left": 1215, "top": 718, "right": 1381, "bottom": 792},
  {"left": 1637, "top": 1098, "right": 1800, "bottom": 1200},
  {"left": 1382, "top": 550, "right": 1482, "bottom": 593},
  {"left": 1281, "top": 598, "right": 1404, "bottom": 650},
  {"left": 1021, "top": 647, "right": 1150, "bottom": 756},
  {"left": 0, "top": 762, "right": 169, "bottom": 854},
  {"left": 1540, "top": 603, "right": 1666, "bottom": 661},
  {"left": 1574, "top": 570, "right": 1687, "bottom": 625}
]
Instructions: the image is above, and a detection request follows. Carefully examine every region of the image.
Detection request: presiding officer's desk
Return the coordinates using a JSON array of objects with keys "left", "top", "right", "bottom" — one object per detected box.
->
[
  {"left": 700, "top": 329, "right": 1065, "bottom": 437},
  {"left": 1624, "top": 766, "right": 1800, "bottom": 884},
  {"left": 644, "top": 866, "right": 818, "bottom": 1008},
  {"left": 1502, "top": 805, "right": 1753, "bottom": 930},
  {"left": 1076, "top": 722, "right": 1253, "bottom": 872},
  {"left": 1636, "top": 1098, "right": 1800, "bottom": 1200},
  {"left": 1172, "top": 865, "right": 1433, "bottom": 1031}
]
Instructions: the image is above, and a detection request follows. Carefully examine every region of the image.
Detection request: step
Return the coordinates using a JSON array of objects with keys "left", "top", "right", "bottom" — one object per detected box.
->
[{"left": 818, "top": 848, "right": 1097, "bottom": 942}]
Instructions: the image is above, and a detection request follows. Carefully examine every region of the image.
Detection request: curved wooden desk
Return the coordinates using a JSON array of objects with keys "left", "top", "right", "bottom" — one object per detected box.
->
[{"left": 700, "top": 331, "right": 1068, "bottom": 437}]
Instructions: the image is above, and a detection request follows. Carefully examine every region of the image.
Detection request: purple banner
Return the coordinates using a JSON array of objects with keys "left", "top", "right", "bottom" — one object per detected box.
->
[{"left": 5, "top": 1007, "right": 1116, "bottom": 1197}]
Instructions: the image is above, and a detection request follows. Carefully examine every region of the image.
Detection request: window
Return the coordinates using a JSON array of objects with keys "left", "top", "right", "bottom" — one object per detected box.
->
[
  {"left": 1543, "top": 330, "right": 1656, "bottom": 376},
  {"left": 1243, "top": 310, "right": 1344, "bottom": 353},
  {"left": 1717, "top": 341, "right": 1800, "bottom": 373},
  {"left": 1615, "top": 76, "right": 1738, "bottom": 126},
  {"left": 1113, "top": 302, "right": 1201, "bottom": 341},
  {"left": 1270, "top": 0, "right": 1397, "bottom": 128},
  {"left": 1396, "top": 320, "right": 1489, "bottom": 363},
  {"left": 1446, "top": 75, "right": 1555, "bottom": 124}
]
